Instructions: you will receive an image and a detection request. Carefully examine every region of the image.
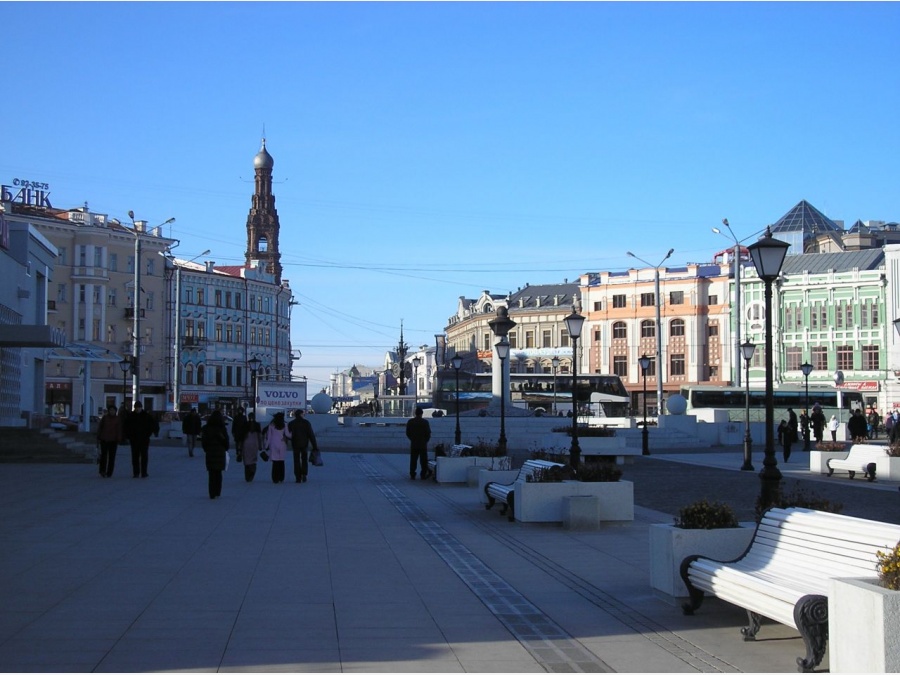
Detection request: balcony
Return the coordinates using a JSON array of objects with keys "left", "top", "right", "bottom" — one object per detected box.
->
[
  {"left": 182, "top": 336, "right": 207, "bottom": 348},
  {"left": 124, "top": 307, "right": 146, "bottom": 319}
]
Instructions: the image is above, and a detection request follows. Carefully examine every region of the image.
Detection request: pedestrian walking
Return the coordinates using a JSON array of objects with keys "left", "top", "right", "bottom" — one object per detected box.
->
[
  {"left": 810, "top": 405, "right": 826, "bottom": 444},
  {"left": 800, "top": 409, "right": 810, "bottom": 451},
  {"left": 242, "top": 412, "right": 262, "bottom": 482},
  {"left": 232, "top": 408, "right": 248, "bottom": 463},
  {"left": 827, "top": 415, "right": 840, "bottom": 442},
  {"left": 96, "top": 404, "right": 122, "bottom": 478},
  {"left": 124, "top": 402, "right": 159, "bottom": 478},
  {"left": 201, "top": 410, "right": 230, "bottom": 499},
  {"left": 782, "top": 408, "right": 798, "bottom": 462},
  {"left": 406, "top": 407, "right": 432, "bottom": 480},
  {"left": 286, "top": 409, "right": 318, "bottom": 483},
  {"left": 263, "top": 412, "right": 289, "bottom": 483},
  {"left": 848, "top": 408, "right": 868, "bottom": 443},
  {"left": 181, "top": 408, "right": 202, "bottom": 458}
]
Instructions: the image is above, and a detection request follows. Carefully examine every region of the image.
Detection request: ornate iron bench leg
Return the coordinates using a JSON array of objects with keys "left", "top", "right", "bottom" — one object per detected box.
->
[
  {"left": 679, "top": 555, "right": 705, "bottom": 615},
  {"left": 794, "top": 595, "right": 827, "bottom": 673},
  {"left": 507, "top": 494, "right": 516, "bottom": 522},
  {"left": 741, "top": 610, "right": 761, "bottom": 641}
]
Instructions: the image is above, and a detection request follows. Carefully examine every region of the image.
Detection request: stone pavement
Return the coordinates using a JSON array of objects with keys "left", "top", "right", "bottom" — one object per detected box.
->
[{"left": 0, "top": 442, "right": 897, "bottom": 673}]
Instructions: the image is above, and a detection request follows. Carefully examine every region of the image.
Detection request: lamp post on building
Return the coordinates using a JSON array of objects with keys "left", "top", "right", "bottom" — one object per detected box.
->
[
  {"left": 639, "top": 354, "right": 651, "bottom": 455},
  {"left": 626, "top": 248, "right": 674, "bottom": 416},
  {"left": 713, "top": 219, "right": 744, "bottom": 387},
  {"left": 564, "top": 307, "right": 586, "bottom": 469},
  {"left": 551, "top": 355, "right": 560, "bottom": 416},
  {"left": 747, "top": 227, "right": 790, "bottom": 511},
  {"left": 801, "top": 362, "right": 813, "bottom": 451},
  {"left": 741, "top": 340, "right": 757, "bottom": 471},
  {"left": 247, "top": 357, "right": 261, "bottom": 416},
  {"left": 451, "top": 354, "right": 463, "bottom": 445}
]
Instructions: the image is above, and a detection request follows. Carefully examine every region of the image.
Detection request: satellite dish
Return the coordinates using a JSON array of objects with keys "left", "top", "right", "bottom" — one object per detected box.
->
[{"left": 833, "top": 370, "right": 844, "bottom": 386}]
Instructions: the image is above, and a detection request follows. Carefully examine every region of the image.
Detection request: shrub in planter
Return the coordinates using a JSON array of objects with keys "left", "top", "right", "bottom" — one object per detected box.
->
[
  {"left": 434, "top": 443, "right": 447, "bottom": 457},
  {"left": 529, "top": 449, "right": 568, "bottom": 464},
  {"left": 528, "top": 465, "right": 576, "bottom": 483},
  {"left": 888, "top": 443, "right": 900, "bottom": 458},
  {"left": 552, "top": 425, "right": 616, "bottom": 437},
  {"left": 815, "top": 441, "right": 848, "bottom": 452},
  {"left": 876, "top": 540, "right": 900, "bottom": 590},
  {"left": 460, "top": 439, "right": 505, "bottom": 457},
  {"left": 575, "top": 461, "right": 622, "bottom": 482},
  {"left": 674, "top": 500, "right": 738, "bottom": 530},
  {"left": 754, "top": 482, "right": 843, "bottom": 521}
]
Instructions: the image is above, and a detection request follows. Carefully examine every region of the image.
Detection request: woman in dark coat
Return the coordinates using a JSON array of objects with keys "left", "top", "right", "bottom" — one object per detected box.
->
[
  {"left": 201, "top": 410, "right": 230, "bottom": 499},
  {"left": 241, "top": 412, "right": 263, "bottom": 482}
]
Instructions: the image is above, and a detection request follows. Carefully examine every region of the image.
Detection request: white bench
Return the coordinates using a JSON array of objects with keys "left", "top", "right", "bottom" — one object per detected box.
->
[
  {"left": 826, "top": 443, "right": 886, "bottom": 481},
  {"left": 681, "top": 507, "right": 900, "bottom": 672},
  {"left": 484, "top": 459, "right": 564, "bottom": 521}
]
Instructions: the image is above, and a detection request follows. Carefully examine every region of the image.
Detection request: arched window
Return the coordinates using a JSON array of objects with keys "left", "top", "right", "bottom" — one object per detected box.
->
[
  {"left": 612, "top": 321, "right": 627, "bottom": 339},
  {"left": 641, "top": 320, "right": 655, "bottom": 338},
  {"left": 258, "top": 236, "right": 268, "bottom": 253},
  {"left": 184, "top": 363, "right": 194, "bottom": 385},
  {"left": 196, "top": 364, "right": 205, "bottom": 386},
  {"left": 670, "top": 319, "right": 685, "bottom": 337}
]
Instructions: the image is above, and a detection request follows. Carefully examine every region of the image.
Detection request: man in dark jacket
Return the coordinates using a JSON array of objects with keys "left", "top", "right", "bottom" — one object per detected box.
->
[
  {"left": 406, "top": 407, "right": 432, "bottom": 480},
  {"left": 125, "top": 402, "right": 159, "bottom": 478},
  {"left": 181, "top": 408, "right": 202, "bottom": 458},
  {"left": 286, "top": 409, "right": 318, "bottom": 483},
  {"left": 231, "top": 409, "right": 249, "bottom": 462}
]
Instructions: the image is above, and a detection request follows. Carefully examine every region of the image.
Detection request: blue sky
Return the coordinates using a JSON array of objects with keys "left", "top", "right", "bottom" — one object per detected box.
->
[{"left": 3, "top": 2, "right": 898, "bottom": 392}]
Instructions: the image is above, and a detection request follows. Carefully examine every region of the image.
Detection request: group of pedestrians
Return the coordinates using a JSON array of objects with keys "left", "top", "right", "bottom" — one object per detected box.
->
[
  {"left": 776, "top": 404, "right": 830, "bottom": 462},
  {"left": 95, "top": 401, "right": 160, "bottom": 478}
]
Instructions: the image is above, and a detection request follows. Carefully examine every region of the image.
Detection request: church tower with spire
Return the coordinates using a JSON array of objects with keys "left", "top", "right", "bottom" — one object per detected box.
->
[{"left": 245, "top": 138, "right": 283, "bottom": 283}]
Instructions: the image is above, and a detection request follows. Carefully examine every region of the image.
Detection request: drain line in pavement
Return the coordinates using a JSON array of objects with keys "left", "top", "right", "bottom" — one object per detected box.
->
[{"left": 353, "top": 455, "right": 613, "bottom": 674}]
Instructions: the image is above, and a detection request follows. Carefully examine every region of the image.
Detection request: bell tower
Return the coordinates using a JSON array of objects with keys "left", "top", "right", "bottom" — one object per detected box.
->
[{"left": 245, "top": 138, "right": 282, "bottom": 283}]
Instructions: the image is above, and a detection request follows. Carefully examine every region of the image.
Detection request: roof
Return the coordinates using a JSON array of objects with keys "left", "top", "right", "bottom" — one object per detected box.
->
[
  {"left": 780, "top": 249, "right": 884, "bottom": 275},
  {"left": 214, "top": 265, "right": 247, "bottom": 277},
  {"left": 770, "top": 200, "right": 842, "bottom": 236},
  {"left": 508, "top": 282, "right": 578, "bottom": 310}
]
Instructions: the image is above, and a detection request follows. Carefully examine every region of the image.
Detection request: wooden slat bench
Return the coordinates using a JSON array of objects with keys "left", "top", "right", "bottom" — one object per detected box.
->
[
  {"left": 484, "top": 459, "right": 564, "bottom": 521},
  {"left": 680, "top": 507, "right": 900, "bottom": 672},
  {"left": 826, "top": 444, "right": 885, "bottom": 481}
]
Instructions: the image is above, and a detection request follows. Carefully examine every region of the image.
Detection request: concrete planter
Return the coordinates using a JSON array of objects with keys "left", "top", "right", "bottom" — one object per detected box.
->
[
  {"left": 873, "top": 455, "right": 900, "bottom": 480},
  {"left": 514, "top": 479, "right": 633, "bottom": 523},
  {"left": 809, "top": 449, "right": 849, "bottom": 474},
  {"left": 649, "top": 523, "right": 756, "bottom": 601},
  {"left": 829, "top": 577, "right": 900, "bottom": 673},
  {"left": 435, "top": 455, "right": 509, "bottom": 484},
  {"left": 542, "top": 433, "right": 639, "bottom": 463}
]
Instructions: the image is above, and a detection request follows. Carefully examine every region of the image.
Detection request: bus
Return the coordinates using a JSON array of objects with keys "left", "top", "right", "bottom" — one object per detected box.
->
[
  {"left": 433, "top": 371, "right": 630, "bottom": 417},
  {"left": 679, "top": 384, "right": 865, "bottom": 423}
]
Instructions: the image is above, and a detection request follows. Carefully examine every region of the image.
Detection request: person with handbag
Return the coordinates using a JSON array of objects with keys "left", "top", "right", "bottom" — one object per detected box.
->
[
  {"left": 96, "top": 404, "right": 122, "bottom": 478},
  {"left": 285, "top": 408, "right": 319, "bottom": 483},
  {"left": 241, "top": 412, "right": 263, "bottom": 482},
  {"left": 263, "top": 411, "right": 289, "bottom": 484},
  {"left": 201, "top": 410, "right": 230, "bottom": 499}
]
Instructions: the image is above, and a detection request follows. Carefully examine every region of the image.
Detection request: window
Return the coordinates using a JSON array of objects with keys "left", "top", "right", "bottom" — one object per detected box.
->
[
  {"left": 185, "top": 320, "right": 194, "bottom": 337},
  {"left": 640, "top": 293, "right": 655, "bottom": 307},
  {"left": 215, "top": 290, "right": 222, "bottom": 307},
  {"left": 79, "top": 285, "right": 86, "bottom": 303},
  {"left": 592, "top": 301, "right": 602, "bottom": 311},
  {"left": 819, "top": 304, "right": 827, "bottom": 329},
  {"left": 92, "top": 319, "right": 101, "bottom": 341},
  {"left": 226, "top": 325, "right": 233, "bottom": 343},
  {"left": 258, "top": 236, "right": 268, "bottom": 253},
  {"left": 708, "top": 323, "right": 719, "bottom": 337},
  {"left": 612, "top": 321, "right": 627, "bottom": 339},
  {"left": 560, "top": 330, "right": 569, "bottom": 347},
  {"left": 92, "top": 286, "right": 101, "bottom": 304},
  {"left": 613, "top": 356, "right": 628, "bottom": 377},
  {"left": 215, "top": 367, "right": 222, "bottom": 386},
  {"left": 107, "top": 325, "right": 116, "bottom": 344},
  {"left": 525, "top": 331, "right": 535, "bottom": 348},
  {"left": 483, "top": 333, "right": 491, "bottom": 351},
  {"left": 197, "top": 289, "right": 205, "bottom": 305},
  {"left": 57, "top": 284, "right": 67, "bottom": 303},
  {"left": 786, "top": 347, "right": 801, "bottom": 371},
  {"left": 836, "top": 345, "right": 853, "bottom": 371},
  {"left": 145, "top": 292, "right": 154, "bottom": 311},
  {"left": 641, "top": 320, "right": 655, "bottom": 338},
  {"left": 670, "top": 319, "right": 685, "bottom": 337},
  {"left": 58, "top": 247, "right": 67, "bottom": 265},
  {"left": 197, "top": 365, "right": 205, "bottom": 385},
  {"left": 184, "top": 364, "right": 194, "bottom": 385},
  {"left": 78, "top": 245, "right": 87, "bottom": 266},
  {"left": 708, "top": 294, "right": 718, "bottom": 305},
  {"left": 670, "top": 354, "right": 685, "bottom": 376},
  {"left": 215, "top": 323, "right": 223, "bottom": 342},
  {"left": 146, "top": 259, "right": 154, "bottom": 276},
  {"left": 811, "top": 304, "right": 819, "bottom": 330},
  {"left": 226, "top": 366, "right": 233, "bottom": 387},
  {"left": 235, "top": 293, "right": 242, "bottom": 310},
  {"left": 250, "top": 328, "right": 257, "bottom": 345},
  {"left": 109, "top": 253, "right": 117, "bottom": 272},
  {"left": 197, "top": 322, "right": 206, "bottom": 339},
  {"left": 785, "top": 306, "right": 795, "bottom": 331},
  {"left": 872, "top": 301, "right": 880, "bottom": 328},
  {"left": 863, "top": 345, "right": 880, "bottom": 370},
  {"left": 508, "top": 332, "right": 517, "bottom": 349},
  {"left": 108, "top": 289, "right": 117, "bottom": 306},
  {"left": 844, "top": 303, "right": 853, "bottom": 328},
  {"left": 612, "top": 294, "right": 626, "bottom": 309},
  {"left": 93, "top": 247, "right": 102, "bottom": 267},
  {"left": 265, "top": 329, "right": 271, "bottom": 345},
  {"left": 542, "top": 330, "right": 551, "bottom": 348},
  {"left": 669, "top": 291, "right": 684, "bottom": 305},
  {"left": 812, "top": 346, "right": 828, "bottom": 371},
  {"left": 236, "top": 326, "right": 243, "bottom": 343},
  {"left": 836, "top": 301, "right": 845, "bottom": 329}
]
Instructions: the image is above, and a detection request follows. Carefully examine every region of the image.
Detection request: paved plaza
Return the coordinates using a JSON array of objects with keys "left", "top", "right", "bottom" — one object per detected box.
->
[{"left": 1, "top": 441, "right": 898, "bottom": 673}]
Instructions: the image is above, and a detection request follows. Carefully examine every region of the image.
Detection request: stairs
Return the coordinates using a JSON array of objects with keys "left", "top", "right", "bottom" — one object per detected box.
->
[{"left": 0, "top": 428, "right": 96, "bottom": 463}]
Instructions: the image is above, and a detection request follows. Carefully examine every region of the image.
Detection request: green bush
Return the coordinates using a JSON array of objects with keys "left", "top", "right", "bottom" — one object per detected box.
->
[
  {"left": 575, "top": 461, "right": 622, "bottom": 482},
  {"left": 674, "top": 500, "right": 739, "bottom": 530},
  {"left": 754, "top": 482, "right": 844, "bottom": 520},
  {"left": 460, "top": 439, "right": 504, "bottom": 457},
  {"left": 551, "top": 425, "right": 616, "bottom": 437}
]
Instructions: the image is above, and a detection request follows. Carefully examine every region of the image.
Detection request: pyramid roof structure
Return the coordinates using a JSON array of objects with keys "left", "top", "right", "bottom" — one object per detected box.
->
[{"left": 770, "top": 200, "right": 843, "bottom": 237}]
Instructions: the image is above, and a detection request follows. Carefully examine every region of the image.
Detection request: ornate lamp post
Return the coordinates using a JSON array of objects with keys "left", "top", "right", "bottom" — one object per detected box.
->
[
  {"left": 564, "top": 307, "right": 586, "bottom": 469},
  {"left": 801, "top": 362, "right": 813, "bottom": 450},
  {"left": 740, "top": 340, "right": 756, "bottom": 470},
  {"left": 119, "top": 357, "right": 131, "bottom": 408},
  {"left": 247, "top": 357, "right": 261, "bottom": 416},
  {"left": 496, "top": 339, "right": 509, "bottom": 453},
  {"left": 639, "top": 354, "right": 651, "bottom": 455},
  {"left": 551, "top": 355, "right": 560, "bottom": 416},
  {"left": 451, "top": 354, "right": 463, "bottom": 445},
  {"left": 412, "top": 356, "right": 422, "bottom": 405},
  {"left": 747, "top": 227, "right": 790, "bottom": 511},
  {"left": 488, "top": 307, "right": 517, "bottom": 414}
]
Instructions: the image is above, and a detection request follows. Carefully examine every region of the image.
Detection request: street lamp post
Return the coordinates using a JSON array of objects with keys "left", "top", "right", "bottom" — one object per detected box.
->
[
  {"left": 741, "top": 341, "right": 757, "bottom": 470},
  {"left": 748, "top": 227, "right": 790, "bottom": 511},
  {"left": 127, "top": 211, "right": 142, "bottom": 408},
  {"left": 488, "top": 307, "right": 517, "bottom": 409},
  {"left": 551, "top": 355, "right": 560, "bottom": 416},
  {"left": 451, "top": 354, "right": 463, "bottom": 445},
  {"left": 639, "top": 354, "right": 651, "bottom": 455},
  {"left": 496, "top": 339, "right": 509, "bottom": 453},
  {"left": 564, "top": 307, "right": 586, "bottom": 469},
  {"left": 247, "top": 357, "right": 261, "bottom": 416},
  {"left": 713, "top": 219, "right": 743, "bottom": 387},
  {"left": 801, "top": 362, "right": 813, "bottom": 451},
  {"left": 412, "top": 356, "right": 422, "bottom": 405},
  {"left": 119, "top": 357, "right": 131, "bottom": 408},
  {"left": 627, "top": 248, "right": 674, "bottom": 416}
]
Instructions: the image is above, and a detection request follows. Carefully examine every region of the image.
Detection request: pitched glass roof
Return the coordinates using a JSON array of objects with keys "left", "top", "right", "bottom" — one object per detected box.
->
[{"left": 770, "top": 200, "right": 843, "bottom": 236}]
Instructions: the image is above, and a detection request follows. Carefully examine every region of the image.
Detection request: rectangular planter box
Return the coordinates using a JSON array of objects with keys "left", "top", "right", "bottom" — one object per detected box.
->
[
  {"left": 829, "top": 577, "right": 900, "bottom": 673},
  {"left": 514, "top": 479, "right": 633, "bottom": 523},
  {"left": 649, "top": 523, "right": 756, "bottom": 601},
  {"left": 435, "top": 456, "right": 509, "bottom": 484},
  {"left": 873, "top": 455, "right": 900, "bottom": 480},
  {"left": 542, "top": 434, "right": 640, "bottom": 463},
  {"left": 809, "top": 449, "right": 849, "bottom": 474}
]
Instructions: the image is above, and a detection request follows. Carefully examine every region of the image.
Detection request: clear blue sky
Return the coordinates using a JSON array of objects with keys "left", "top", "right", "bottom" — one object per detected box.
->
[{"left": 3, "top": 2, "right": 898, "bottom": 392}]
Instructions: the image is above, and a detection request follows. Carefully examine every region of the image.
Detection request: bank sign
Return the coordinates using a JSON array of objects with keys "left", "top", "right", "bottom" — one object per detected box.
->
[
  {"left": 256, "top": 381, "right": 308, "bottom": 410},
  {"left": 2, "top": 178, "right": 52, "bottom": 209}
]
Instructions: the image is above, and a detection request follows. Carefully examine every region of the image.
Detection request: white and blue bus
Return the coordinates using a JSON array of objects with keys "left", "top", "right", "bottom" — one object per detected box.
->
[{"left": 679, "top": 384, "right": 865, "bottom": 423}]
